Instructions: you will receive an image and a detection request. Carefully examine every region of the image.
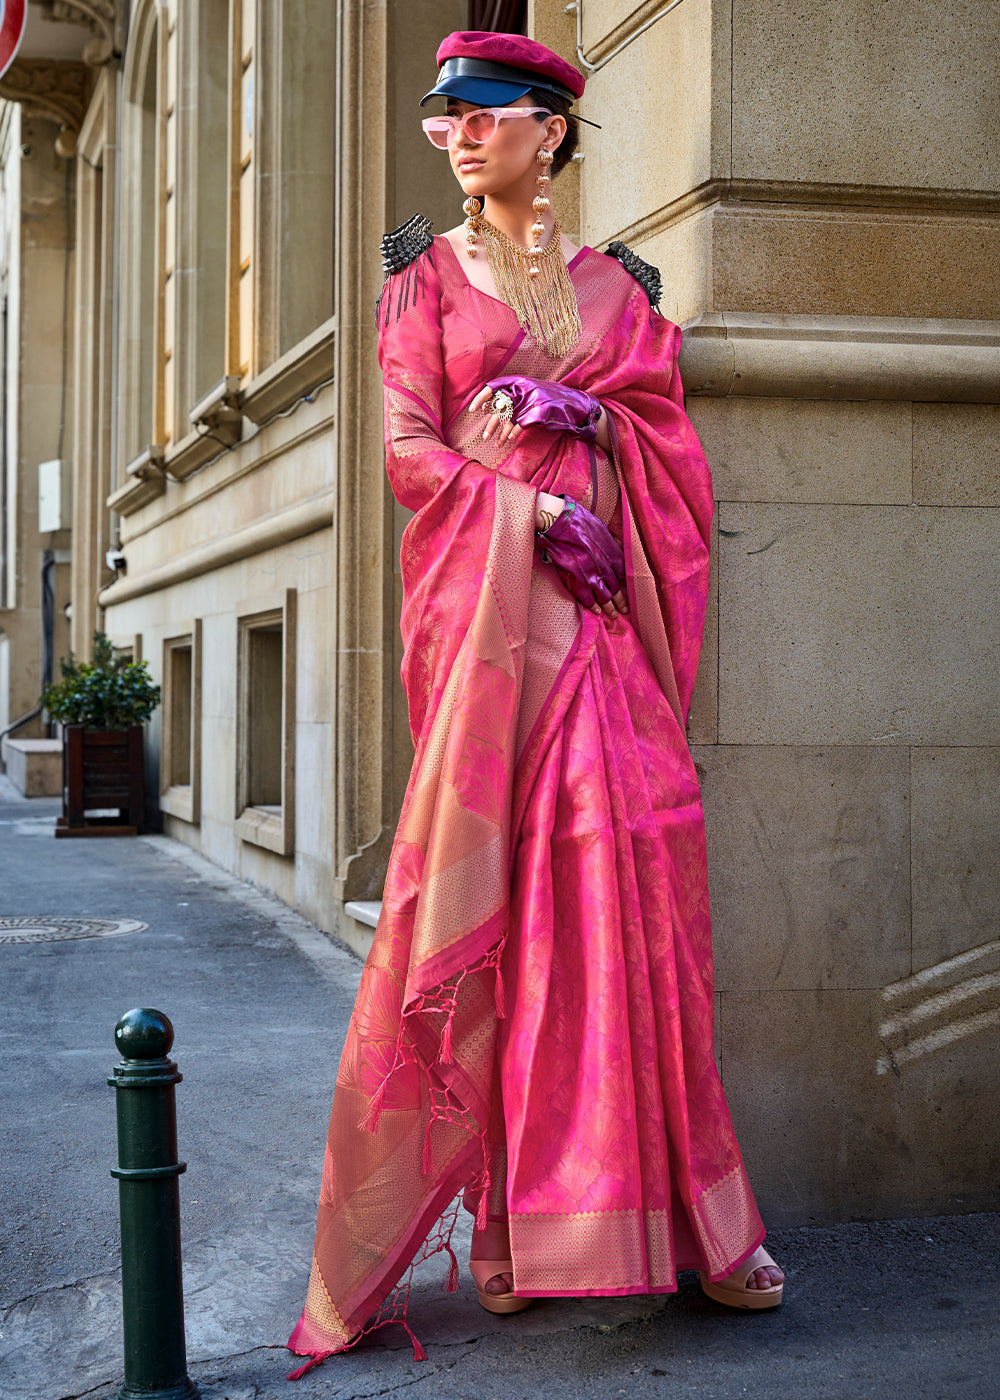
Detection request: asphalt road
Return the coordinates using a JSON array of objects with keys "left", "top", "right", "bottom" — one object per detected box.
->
[{"left": 1, "top": 776, "right": 997, "bottom": 1400}]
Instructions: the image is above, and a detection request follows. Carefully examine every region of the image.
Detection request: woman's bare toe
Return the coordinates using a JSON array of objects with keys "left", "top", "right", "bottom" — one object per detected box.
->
[
  {"left": 747, "top": 1264, "right": 784, "bottom": 1289},
  {"left": 484, "top": 1272, "right": 515, "bottom": 1295}
]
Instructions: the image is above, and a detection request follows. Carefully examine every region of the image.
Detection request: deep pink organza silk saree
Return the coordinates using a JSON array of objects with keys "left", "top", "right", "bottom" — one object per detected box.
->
[{"left": 288, "top": 238, "right": 764, "bottom": 1369}]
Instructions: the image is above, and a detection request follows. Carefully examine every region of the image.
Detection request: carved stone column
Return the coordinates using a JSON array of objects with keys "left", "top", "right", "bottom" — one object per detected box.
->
[
  {"left": 331, "top": 0, "right": 496, "bottom": 906},
  {"left": 331, "top": 0, "right": 395, "bottom": 902}
]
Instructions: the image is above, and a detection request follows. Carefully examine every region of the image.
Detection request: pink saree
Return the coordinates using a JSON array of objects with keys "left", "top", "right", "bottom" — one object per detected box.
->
[{"left": 288, "top": 237, "right": 764, "bottom": 1371}]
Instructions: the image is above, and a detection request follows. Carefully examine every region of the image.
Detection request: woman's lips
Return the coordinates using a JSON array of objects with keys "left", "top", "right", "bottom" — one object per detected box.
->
[{"left": 457, "top": 157, "right": 485, "bottom": 172}]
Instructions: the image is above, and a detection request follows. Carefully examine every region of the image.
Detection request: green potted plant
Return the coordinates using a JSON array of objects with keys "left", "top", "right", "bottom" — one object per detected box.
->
[{"left": 41, "top": 632, "right": 161, "bottom": 837}]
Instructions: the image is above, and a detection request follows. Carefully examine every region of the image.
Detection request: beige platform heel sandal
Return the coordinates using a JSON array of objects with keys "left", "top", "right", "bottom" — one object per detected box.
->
[
  {"left": 700, "top": 1245, "right": 784, "bottom": 1310},
  {"left": 468, "top": 1260, "right": 533, "bottom": 1315}
]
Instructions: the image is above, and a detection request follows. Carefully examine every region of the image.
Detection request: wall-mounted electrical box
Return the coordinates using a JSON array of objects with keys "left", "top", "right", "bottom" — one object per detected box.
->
[{"left": 38, "top": 459, "right": 72, "bottom": 533}]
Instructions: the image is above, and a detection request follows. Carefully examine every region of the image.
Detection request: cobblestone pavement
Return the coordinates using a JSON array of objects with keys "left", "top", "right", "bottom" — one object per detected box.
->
[{"left": 1, "top": 776, "right": 997, "bottom": 1400}]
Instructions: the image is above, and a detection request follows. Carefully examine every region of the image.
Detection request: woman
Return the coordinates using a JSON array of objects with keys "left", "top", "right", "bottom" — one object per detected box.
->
[{"left": 288, "top": 30, "right": 783, "bottom": 1374}]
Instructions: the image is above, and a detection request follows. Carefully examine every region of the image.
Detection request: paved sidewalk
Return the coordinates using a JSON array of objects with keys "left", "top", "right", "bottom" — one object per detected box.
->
[{"left": 1, "top": 777, "right": 997, "bottom": 1400}]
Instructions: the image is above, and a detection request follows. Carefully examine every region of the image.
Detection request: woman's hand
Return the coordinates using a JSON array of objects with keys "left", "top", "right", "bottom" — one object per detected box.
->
[
  {"left": 538, "top": 496, "right": 628, "bottom": 620},
  {"left": 469, "top": 377, "right": 606, "bottom": 449},
  {"left": 537, "top": 497, "right": 627, "bottom": 620},
  {"left": 469, "top": 384, "right": 525, "bottom": 449}
]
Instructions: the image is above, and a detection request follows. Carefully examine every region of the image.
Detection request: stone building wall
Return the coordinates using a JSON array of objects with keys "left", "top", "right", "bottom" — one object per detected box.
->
[{"left": 531, "top": 0, "right": 999, "bottom": 1222}]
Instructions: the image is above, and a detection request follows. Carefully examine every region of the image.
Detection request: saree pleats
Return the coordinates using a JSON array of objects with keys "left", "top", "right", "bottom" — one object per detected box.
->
[
  {"left": 503, "top": 618, "right": 763, "bottom": 1296},
  {"left": 289, "top": 238, "right": 764, "bottom": 1370}
]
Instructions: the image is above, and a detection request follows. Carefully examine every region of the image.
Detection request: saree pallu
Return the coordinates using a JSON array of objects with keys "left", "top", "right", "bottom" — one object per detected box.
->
[{"left": 288, "top": 238, "right": 764, "bottom": 1371}]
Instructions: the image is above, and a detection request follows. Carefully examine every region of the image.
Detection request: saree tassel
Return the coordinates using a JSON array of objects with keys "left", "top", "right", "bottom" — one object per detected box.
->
[
  {"left": 443, "top": 1242, "right": 460, "bottom": 1293},
  {"left": 494, "top": 964, "right": 507, "bottom": 1019},
  {"left": 287, "top": 1352, "right": 332, "bottom": 1380},
  {"left": 474, "top": 1144, "right": 492, "bottom": 1230},
  {"left": 402, "top": 1323, "right": 427, "bottom": 1363},
  {"left": 359, "top": 1078, "right": 388, "bottom": 1135},
  {"left": 439, "top": 1012, "right": 455, "bottom": 1064}
]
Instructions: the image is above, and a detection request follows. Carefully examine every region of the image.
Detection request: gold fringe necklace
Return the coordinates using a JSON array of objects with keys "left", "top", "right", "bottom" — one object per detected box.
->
[{"left": 473, "top": 215, "right": 583, "bottom": 358}]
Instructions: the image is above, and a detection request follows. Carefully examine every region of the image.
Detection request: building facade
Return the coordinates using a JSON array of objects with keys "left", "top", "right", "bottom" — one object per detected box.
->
[{"left": 0, "top": 0, "right": 996, "bottom": 1223}]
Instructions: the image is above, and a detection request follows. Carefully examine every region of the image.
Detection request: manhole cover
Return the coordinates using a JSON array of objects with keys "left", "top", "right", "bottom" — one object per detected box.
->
[{"left": 0, "top": 917, "right": 148, "bottom": 945}]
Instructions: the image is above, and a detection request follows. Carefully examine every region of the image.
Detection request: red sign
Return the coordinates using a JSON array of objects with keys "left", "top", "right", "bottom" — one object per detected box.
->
[{"left": 0, "top": 0, "right": 27, "bottom": 81}]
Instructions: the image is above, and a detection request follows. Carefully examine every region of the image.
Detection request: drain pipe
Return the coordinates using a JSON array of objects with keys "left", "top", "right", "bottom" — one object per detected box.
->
[{"left": 41, "top": 547, "right": 55, "bottom": 694}]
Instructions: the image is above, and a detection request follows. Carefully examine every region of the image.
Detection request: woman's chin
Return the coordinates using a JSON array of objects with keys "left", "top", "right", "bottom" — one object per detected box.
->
[{"left": 455, "top": 171, "right": 491, "bottom": 196}]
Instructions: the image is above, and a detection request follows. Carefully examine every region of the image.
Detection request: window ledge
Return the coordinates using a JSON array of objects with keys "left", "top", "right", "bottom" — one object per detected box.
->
[
  {"left": 236, "top": 804, "right": 292, "bottom": 856},
  {"left": 161, "top": 784, "right": 198, "bottom": 824},
  {"left": 240, "top": 316, "right": 335, "bottom": 425},
  {"left": 344, "top": 900, "right": 381, "bottom": 929},
  {"left": 164, "top": 424, "right": 238, "bottom": 481},
  {"left": 107, "top": 445, "right": 166, "bottom": 515},
  {"left": 163, "top": 377, "right": 244, "bottom": 480},
  {"left": 340, "top": 900, "right": 382, "bottom": 960},
  {"left": 191, "top": 375, "right": 243, "bottom": 427}
]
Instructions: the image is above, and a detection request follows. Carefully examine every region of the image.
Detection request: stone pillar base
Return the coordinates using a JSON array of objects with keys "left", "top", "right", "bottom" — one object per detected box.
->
[{"left": 4, "top": 739, "right": 63, "bottom": 798}]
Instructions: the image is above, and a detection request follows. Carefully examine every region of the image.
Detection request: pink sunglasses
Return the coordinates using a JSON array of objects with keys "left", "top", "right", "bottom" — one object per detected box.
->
[{"left": 421, "top": 106, "right": 551, "bottom": 149}]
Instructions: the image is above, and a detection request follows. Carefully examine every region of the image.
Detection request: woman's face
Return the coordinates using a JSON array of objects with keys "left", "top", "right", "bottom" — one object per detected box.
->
[{"left": 443, "top": 98, "right": 565, "bottom": 201}]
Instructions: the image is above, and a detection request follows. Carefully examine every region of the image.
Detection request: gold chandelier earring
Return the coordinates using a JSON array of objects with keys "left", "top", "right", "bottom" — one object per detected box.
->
[
  {"left": 528, "top": 148, "right": 554, "bottom": 277},
  {"left": 463, "top": 196, "right": 482, "bottom": 257}
]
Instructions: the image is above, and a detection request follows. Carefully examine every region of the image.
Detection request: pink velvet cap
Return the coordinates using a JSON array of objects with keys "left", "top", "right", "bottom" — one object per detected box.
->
[{"left": 420, "top": 30, "right": 586, "bottom": 108}]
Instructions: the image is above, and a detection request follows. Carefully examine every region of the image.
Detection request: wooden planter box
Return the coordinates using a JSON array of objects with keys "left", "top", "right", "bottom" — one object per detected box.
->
[{"left": 56, "top": 725, "right": 145, "bottom": 838}]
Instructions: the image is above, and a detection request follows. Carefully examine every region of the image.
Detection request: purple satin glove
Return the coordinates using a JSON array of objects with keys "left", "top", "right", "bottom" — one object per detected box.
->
[
  {"left": 487, "top": 375, "right": 602, "bottom": 442},
  {"left": 537, "top": 496, "right": 626, "bottom": 610}
]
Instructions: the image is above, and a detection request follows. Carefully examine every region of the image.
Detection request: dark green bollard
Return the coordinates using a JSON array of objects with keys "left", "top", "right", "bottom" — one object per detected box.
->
[{"left": 109, "top": 1009, "right": 198, "bottom": 1400}]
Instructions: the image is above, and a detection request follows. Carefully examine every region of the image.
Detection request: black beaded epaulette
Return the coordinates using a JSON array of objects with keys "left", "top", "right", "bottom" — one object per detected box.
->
[
  {"left": 605, "top": 241, "right": 663, "bottom": 312},
  {"left": 375, "top": 214, "right": 434, "bottom": 328}
]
